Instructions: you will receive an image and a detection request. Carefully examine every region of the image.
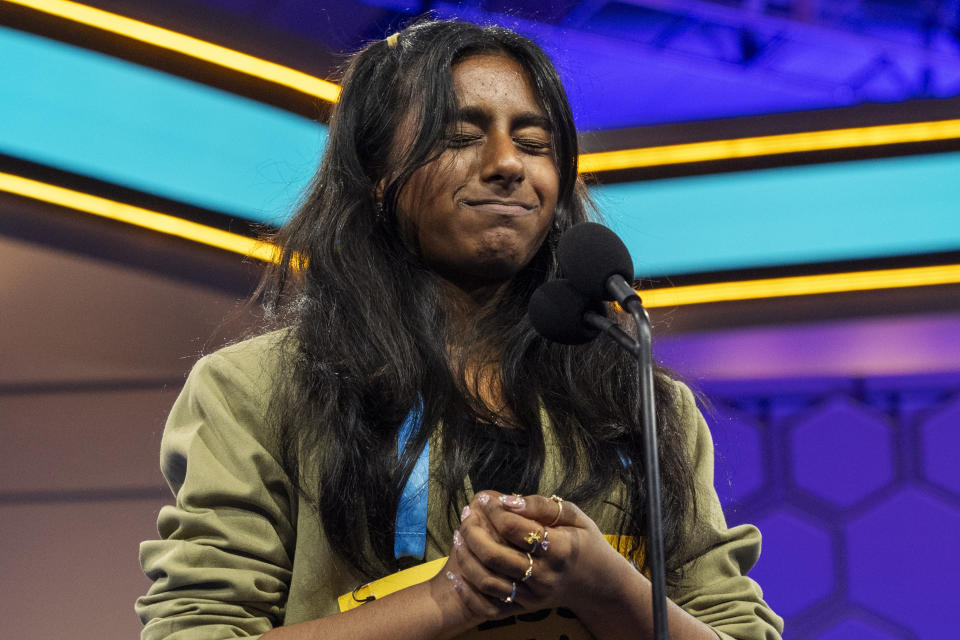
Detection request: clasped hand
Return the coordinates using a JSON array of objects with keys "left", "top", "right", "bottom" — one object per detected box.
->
[{"left": 438, "top": 491, "right": 636, "bottom": 624}]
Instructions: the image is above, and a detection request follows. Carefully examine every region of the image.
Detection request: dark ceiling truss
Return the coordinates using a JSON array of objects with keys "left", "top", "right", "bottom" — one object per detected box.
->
[
  {"left": 560, "top": 0, "right": 960, "bottom": 102},
  {"left": 7, "top": 0, "right": 957, "bottom": 129}
]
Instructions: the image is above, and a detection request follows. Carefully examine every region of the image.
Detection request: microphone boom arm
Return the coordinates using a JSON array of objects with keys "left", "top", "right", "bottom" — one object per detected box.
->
[{"left": 582, "top": 311, "right": 641, "bottom": 357}]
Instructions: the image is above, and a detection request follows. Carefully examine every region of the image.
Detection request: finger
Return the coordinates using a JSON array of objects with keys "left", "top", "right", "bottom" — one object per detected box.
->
[
  {"left": 464, "top": 491, "right": 509, "bottom": 545},
  {"left": 442, "top": 556, "right": 504, "bottom": 619},
  {"left": 472, "top": 492, "right": 551, "bottom": 544},
  {"left": 459, "top": 518, "right": 531, "bottom": 580},
  {"left": 453, "top": 528, "right": 524, "bottom": 603},
  {"left": 461, "top": 516, "right": 559, "bottom": 601},
  {"left": 473, "top": 492, "right": 578, "bottom": 556},
  {"left": 485, "top": 510, "right": 552, "bottom": 555},
  {"left": 483, "top": 510, "right": 579, "bottom": 583},
  {"left": 501, "top": 493, "right": 583, "bottom": 529},
  {"left": 451, "top": 528, "right": 565, "bottom": 614}
]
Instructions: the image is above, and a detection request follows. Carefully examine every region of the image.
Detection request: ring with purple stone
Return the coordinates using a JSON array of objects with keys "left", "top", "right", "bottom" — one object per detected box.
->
[{"left": 539, "top": 528, "right": 550, "bottom": 553}]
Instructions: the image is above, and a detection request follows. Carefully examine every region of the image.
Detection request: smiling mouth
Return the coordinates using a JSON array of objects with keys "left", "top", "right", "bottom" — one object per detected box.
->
[{"left": 463, "top": 200, "right": 536, "bottom": 215}]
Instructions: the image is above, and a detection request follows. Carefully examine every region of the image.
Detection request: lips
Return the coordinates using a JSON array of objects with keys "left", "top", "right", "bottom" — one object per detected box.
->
[{"left": 463, "top": 199, "right": 536, "bottom": 215}]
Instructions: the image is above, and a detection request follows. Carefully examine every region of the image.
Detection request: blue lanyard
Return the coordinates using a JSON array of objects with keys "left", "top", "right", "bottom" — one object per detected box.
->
[{"left": 394, "top": 399, "right": 429, "bottom": 560}]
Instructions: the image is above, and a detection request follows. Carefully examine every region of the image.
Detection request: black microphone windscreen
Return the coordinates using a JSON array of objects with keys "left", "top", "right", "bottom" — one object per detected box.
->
[
  {"left": 528, "top": 279, "right": 603, "bottom": 345},
  {"left": 557, "top": 222, "right": 634, "bottom": 301}
]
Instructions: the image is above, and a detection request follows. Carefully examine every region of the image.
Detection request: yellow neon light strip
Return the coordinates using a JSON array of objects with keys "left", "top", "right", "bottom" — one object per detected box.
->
[
  {"left": 0, "top": 172, "right": 278, "bottom": 262},
  {"left": 579, "top": 119, "right": 960, "bottom": 172},
  {"left": 4, "top": 0, "right": 341, "bottom": 103},
  {"left": 641, "top": 264, "right": 960, "bottom": 307},
  {"left": 4, "top": 172, "right": 959, "bottom": 300}
]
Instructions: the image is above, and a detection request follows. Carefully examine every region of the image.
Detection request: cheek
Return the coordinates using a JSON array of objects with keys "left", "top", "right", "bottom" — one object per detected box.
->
[
  {"left": 396, "top": 186, "right": 459, "bottom": 258},
  {"left": 545, "top": 170, "right": 561, "bottom": 207},
  {"left": 530, "top": 159, "right": 560, "bottom": 204},
  {"left": 398, "top": 154, "right": 464, "bottom": 211}
]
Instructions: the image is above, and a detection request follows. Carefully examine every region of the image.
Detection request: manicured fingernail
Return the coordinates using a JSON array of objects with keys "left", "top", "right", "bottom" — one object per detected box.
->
[
  {"left": 460, "top": 505, "right": 471, "bottom": 521},
  {"left": 477, "top": 493, "right": 490, "bottom": 505},
  {"left": 446, "top": 570, "right": 464, "bottom": 592},
  {"left": 500, "top": 494, "right": 526, "bottom": 509},
  {"left": 453, "top": 530, "right": 463, "bottom": 548}
]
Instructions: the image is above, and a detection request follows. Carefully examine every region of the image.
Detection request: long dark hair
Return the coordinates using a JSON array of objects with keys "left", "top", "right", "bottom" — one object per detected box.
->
[{"left": 259, "top": 20, "right": 696, "bottom": 582}]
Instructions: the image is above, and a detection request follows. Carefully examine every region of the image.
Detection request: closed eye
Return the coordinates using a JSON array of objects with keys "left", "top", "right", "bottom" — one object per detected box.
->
[
  {"left": 446, "top": 134, "right": 482, "bottom": 149},
  {"left": 515, "top": 137, "right": 552, "bottom": 154}
]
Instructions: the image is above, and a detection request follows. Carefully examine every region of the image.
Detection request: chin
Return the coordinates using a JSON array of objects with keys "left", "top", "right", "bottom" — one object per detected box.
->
[
  {"left": 472, "top": 256, "right": 532, "bottom": 286},
  {"left": 475, "top": 245, "right": 525, "bottom": 271}
]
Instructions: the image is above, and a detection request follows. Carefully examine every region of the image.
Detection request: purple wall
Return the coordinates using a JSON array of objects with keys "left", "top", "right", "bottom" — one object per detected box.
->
[{"left": 684, "top": 365, "right": 960, "bottom": 639}]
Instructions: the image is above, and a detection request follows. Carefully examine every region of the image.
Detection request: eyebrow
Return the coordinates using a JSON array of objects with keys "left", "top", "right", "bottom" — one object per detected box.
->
[{"left": 455, "top": 106, "right": 552, "bottom": 132}]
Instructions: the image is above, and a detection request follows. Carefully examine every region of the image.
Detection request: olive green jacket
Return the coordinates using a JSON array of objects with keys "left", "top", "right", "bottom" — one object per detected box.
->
[{"left": 136, "top": 331, "right": 783, "bottom": 640}]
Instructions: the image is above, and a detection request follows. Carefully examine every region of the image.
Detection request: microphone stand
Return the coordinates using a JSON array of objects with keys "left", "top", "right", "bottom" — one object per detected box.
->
[
  {"left": 630, "top": 302, "right": 668, "bottom": 640},
  {"left": 586, "top": 282, "right": 668, "bottom": 640}
]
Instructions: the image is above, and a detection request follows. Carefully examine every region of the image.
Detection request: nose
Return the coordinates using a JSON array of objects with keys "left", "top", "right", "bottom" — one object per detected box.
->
[{"left": 480, "top": 131, "right": 524, "bottom": 188}]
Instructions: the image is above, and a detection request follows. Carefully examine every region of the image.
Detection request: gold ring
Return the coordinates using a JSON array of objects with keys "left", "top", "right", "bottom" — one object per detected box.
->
[
  {"left": 547, "top": 495, "right": 564, "bottom": 527},
  {"left": 502, "top": 581, "right": 518, "bottom": 604},
  {"left": 520, "top": 553, "right": 534, "bottom": 582},
  {"left": 523, "top": 530, "right": 543, "bottom": 548}
]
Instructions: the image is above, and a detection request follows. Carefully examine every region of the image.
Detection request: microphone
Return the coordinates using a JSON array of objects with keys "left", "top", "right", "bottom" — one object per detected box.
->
[
  {"left": 551, "top": 223, "right": 670, "bottom": 640},
  {"left": 528, "top": 279, "right": 601, "bottom": 345},
  {"left": 528, "top": 279, "right": 640, "bottom": 355},
  {"left": 557, "top": 222, "right": 641, "bottom": 312}
]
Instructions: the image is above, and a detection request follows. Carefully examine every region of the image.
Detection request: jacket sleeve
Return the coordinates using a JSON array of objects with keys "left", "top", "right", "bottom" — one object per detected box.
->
[
  {"left": 136, "top": 351, "right": 297, "bottom": 640},
  {"left": 668, "top": 382, "right": 785, "bottom": 640}
]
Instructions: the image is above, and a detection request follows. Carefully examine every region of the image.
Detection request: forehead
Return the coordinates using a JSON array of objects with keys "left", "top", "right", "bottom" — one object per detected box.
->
[{"left": 451, "top": 53, "right": 545, "bottom": 118}]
